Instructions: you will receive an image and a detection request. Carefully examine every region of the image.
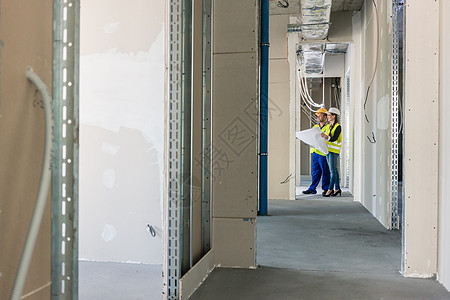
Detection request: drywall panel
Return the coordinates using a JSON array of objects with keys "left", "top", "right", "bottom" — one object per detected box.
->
[
  {"left": 269, "top": 15, "right": 289, "bottom": 59},
  {"left": 180, "top": 250, "right": 215, "bottom": 299},
  {"left": 0, "top": 1, "right": 53, "bottom": 299},
  {"left": 213, "top": 0, "right": 257, "bottom": 54},
  {"left": 438, "top": 0, "right": 450, "bottom": 291},
  {"left": 269, "top": 59, "right": 290, "bottom": 83},
  {"left": 357, "top": 0, "right": 391, "bottom": 228},
  {"left": 268, "top": 82, "right": 291, "bottom": 199},
  {"left": 212, "top": 52, "right": 258, "bottom": 218},
  {"left": 328, "top": 11, "right": 354, "bottom": 43},
  {"left": 404, "top": 0, "right": 439, "bottom": 277},
  {"left": 212, "top": 0, "right": 257, "bottom": 269},
  {"left": 289, "top": 32, "right": 299, "bottom": 192},
  {"left": 374, "top": 0, "right": 392, "bottom": 228},
  {"left": 79, "top": 0, "right": 164, "bottom": 264},
  {"left": 351, "top": 12, "right": 362, "bottom": 202},
  {"left": 213, "top": 218, "right": 256, "bottom": 268}
]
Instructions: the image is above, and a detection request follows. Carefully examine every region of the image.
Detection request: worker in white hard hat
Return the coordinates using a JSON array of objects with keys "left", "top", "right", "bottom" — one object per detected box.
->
[
  {"left": 321, "top": 107, "right": 343, "bottom": 197},
  {"left": 302, "top": 108, "right": 330, "bottom": 196}
]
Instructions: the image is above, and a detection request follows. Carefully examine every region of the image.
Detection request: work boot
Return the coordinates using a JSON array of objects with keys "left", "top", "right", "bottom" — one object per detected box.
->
[{"left": 302, "top": 189, "right": 316, "bottom": 194}]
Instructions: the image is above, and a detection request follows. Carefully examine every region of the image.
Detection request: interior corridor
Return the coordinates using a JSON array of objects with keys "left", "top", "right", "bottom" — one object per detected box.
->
[{"left": 191, "top": 196, "right": 450, "bottom": 299}]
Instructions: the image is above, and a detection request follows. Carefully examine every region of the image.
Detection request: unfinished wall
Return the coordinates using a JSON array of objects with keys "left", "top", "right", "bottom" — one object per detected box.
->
[
  {"left": 0, "top": 1, "right": 53, "bottom": 299},
  {"left": 439, "top": 0, "right": 450, "bottom": 290},
  {"left": 403, "top": 0, "right": 439, "bottom": 277},
  {"left": 212, "top": 0, "right": 258, "bottom": 267},
  {"left": 358, "top": 0, "right": 392, "bottom": 228},
  {"left": 79, "top": 0, "right": 164, "bottom": 264},
  {"left": 268, "top": 15, "right": 295, "bottom": 200},
  {"left": 328, "top": 11, "right": 353, "bottom": 43}
]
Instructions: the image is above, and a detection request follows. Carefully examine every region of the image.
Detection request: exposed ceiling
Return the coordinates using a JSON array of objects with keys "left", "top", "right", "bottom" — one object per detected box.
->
[
  {"left": 271, "top": 0, "right": 363, "bottom": 74},
  {"left": 331, "top": 0, "right": 364, "bottom": 12}
]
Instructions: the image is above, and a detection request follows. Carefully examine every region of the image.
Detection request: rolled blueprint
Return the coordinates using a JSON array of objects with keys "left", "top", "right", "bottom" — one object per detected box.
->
[{"left": 296, "top": 126, "right": 329, "bottom": 154}]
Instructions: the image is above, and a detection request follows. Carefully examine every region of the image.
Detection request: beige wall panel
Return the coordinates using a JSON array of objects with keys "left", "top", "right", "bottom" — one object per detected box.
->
[
  {"left": 404, "top": 0, "right": 439, "bottom": 277},
  {"left": 213, "top": 0, "right": 257, "bottom": 54},
  {"left": 269, "top": 15, "right": 288, "bottom": 59},
  {"left": 269, "top": 59, "right": 290, "bottom": 83},
  {"left": 439, "top": 0, "right": 450, "bottom": 291},
  {"left": 213, "top": 218, "right": 255, "bottom": 267},
  {"left": 180, "top": 250, "right": 215, "bottom": 299},
  {"left": 212, "top": 53, "right": 258, "bottom": 218},
  {"left": 0, "top": 1, "right": 53, "bottom": 299},
  {"left": 268, "top": 82, "right": 290, "bottom": 199},
  {"left": 328, "top": 11, "right": 353, "bottom": 43}
]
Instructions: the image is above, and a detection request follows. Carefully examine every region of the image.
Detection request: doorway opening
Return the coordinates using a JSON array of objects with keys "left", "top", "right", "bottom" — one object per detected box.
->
[{"left": 257, "top": 0, "right": 405, "bottom": 278}]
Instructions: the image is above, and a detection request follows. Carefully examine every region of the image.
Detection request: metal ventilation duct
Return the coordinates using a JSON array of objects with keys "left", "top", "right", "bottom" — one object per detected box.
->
[
  {"left": 298, "top": 44, "right": 325, "bottom": 74},
  {"left": 292, "top": 0, "right": 332, "bottom": 74},
  {"left": 301, "top": 0, "right": 332, "bottom": 40}
]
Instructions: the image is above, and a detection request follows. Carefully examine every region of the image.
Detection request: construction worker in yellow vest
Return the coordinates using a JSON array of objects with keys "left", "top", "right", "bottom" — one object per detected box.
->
[
  {"left": 302, "top": 108, "right": 330, "bottom": 196},
  {"left": 321, "top": 107, "right": 343, "bottom": 197}
]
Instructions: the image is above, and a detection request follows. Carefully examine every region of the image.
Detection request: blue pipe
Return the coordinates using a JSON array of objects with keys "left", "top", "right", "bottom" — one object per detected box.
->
[{"left": 259, "top": 0, "right": 269, "bottom": 216}]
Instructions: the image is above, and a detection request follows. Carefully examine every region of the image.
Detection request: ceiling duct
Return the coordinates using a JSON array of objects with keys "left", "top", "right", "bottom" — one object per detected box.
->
[
  {"left": 293, "top": 0, "right": 332, "bottom": 74},
  {"left": 300, "top": 0, "right": 332, "bottom": 40},
  {"left": 298, "top": 44, "right": 325, "bottom": 74}
]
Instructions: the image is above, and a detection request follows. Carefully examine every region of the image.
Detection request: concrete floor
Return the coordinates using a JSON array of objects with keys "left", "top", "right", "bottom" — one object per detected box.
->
[
  {"left": 79, "top": 261, "right": 162, "bottom": 299},
  {"left": 191, "top": 192, "right": 450, "bottom": 300}
]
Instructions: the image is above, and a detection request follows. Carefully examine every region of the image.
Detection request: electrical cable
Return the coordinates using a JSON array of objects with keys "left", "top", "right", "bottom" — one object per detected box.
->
[
  {"left": 297, "top": 63, "right": 324, "bottom": 111},
  {"left": 280, "top": 174, "right": 293, "bottom": 184},
  {"left": 364, "top": 0, "right": 380, "bottom": 143},
  {"left": 10, "top": 67, "right": 54, "bottom": 300}
]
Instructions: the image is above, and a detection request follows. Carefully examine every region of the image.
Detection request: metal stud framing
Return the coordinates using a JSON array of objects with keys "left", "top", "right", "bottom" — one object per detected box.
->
[
  {"left": 345, "top": 72, "right": 351, "bottom": 188},
  {"left": 165, "top": 0, "right": 183, "bottom": 298},
  {"left": 51, "top": 0, "right": 80, "bottom": 299},
  {"left": 180, "top": 0, "right": 193, "bottom": 275},
  {"left": 390, "top": 0, "right": 400, "bottom": 230},
  {"left": 201, "top": 0, "right": 212, "bottom": 256}
]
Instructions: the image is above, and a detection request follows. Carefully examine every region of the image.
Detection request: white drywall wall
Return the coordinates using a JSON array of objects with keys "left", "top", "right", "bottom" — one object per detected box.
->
[
  {"left": 356, "top": 0, "right": 391, "bottom": 228},
  {"left": 79, "top": 0, "right": 164, "bottom": 264},
  {"left": 439, "top": 0, "right": 450, "bottom": 291}
]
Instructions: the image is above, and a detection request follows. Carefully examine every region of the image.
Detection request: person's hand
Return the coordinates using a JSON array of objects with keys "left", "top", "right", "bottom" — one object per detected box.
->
[{"left": 321, "top": 133, "right": 329, "bottom": 139}]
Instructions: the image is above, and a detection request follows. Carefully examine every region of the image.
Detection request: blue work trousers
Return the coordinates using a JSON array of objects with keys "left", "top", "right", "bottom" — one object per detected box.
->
[{"left": 308, "top": 152, "right": 330, "bottom": 192}]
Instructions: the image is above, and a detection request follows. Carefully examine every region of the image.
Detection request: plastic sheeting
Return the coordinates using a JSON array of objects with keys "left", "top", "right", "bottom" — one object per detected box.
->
[{"left": 296, "top": 126, "right": 329, "bottom": 154}]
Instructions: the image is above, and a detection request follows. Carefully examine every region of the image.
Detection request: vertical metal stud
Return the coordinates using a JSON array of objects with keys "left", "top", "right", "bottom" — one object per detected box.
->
[
  {"left": 181, "top": 0, "right": 193, "bottom": 275},
  {"left": 390, "top": 0, "right": 400, "bottom": 230},
  {"left": 345, "top": 72, "right": 351, "bottom": 188},
  {"left": 201, "top": 0, "right": 212, "bottom": 256},
  {"left": 165, "top": 0, "right": 183, "bottom": 298},
  {"left": 52, "top": 0, "right": 80, "bottom": 299}
]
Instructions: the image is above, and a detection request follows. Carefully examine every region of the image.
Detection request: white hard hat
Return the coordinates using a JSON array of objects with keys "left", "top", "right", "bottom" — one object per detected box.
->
[{"left": 327, "top": 107, "right": 340, "bottom": 116}]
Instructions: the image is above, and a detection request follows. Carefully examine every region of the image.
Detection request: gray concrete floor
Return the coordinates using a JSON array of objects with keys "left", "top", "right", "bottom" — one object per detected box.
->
[
  {"left": 191, "top": 192, "right": 450, "bottom": 300},
  {"left": 79, "top": 261, "right": 162, "bottom": 299}
]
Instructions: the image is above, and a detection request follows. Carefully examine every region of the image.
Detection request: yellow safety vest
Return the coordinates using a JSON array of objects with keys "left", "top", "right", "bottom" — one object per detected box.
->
[
  {"left": 325, "top": 123, "right": 342, "bottom": 154},
  {"left": 310, "top": 123, "right": 329, "bottom": 156}
]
